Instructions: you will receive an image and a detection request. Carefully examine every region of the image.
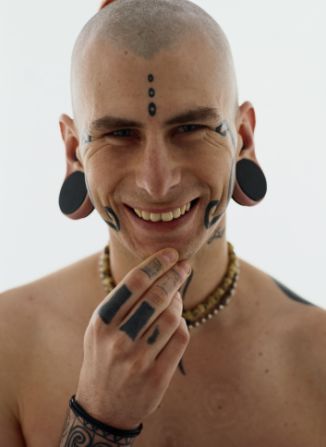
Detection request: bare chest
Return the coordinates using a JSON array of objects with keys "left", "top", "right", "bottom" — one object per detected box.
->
[{"left": 19, "top": 316, "right": 324, "bottom": 447}]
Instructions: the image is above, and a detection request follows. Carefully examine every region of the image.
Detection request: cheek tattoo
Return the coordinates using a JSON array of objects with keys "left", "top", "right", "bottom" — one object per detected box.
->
[
  {"left": 204, "top": 200, "right": 222, "bottom": 229},
  {"left": 147, "top": 73, "right": 157, "bottom": 117},
  {"left": 104, "top": 207, "right": 121, "bottom": 232}
]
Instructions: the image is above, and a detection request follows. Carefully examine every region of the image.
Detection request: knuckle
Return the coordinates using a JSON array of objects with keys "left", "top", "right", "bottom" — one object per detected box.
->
[
  {"left": 130, "top": 356, "right": 147, "bottom": 374},
  {"left": 175, "top": 320, "right": 190, "bottom": 344},
  {"left": 128, "top": 269, "right": 149, "bottom": 291},
  {"left": 163, "top": 308, "right": 180, "bottom": 327},
  {"left": 111, "top": 331, "right": 130, "bottom": 357},
  {"left": 148, "top": 289, "right": 166, "bottom": 308}
]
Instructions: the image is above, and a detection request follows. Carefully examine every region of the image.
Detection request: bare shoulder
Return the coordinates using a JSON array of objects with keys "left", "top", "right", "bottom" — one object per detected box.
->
[
  {"left": 0, "top": 249, "right": 103, "bottom": 328},
  {"left": 0, "top": 248, "right": 103, "bottom": 392}
]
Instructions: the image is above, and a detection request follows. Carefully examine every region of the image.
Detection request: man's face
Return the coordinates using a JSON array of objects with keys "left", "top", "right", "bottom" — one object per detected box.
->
[{"left": 74, "top": 34, "right": 239, "bottom": 259}]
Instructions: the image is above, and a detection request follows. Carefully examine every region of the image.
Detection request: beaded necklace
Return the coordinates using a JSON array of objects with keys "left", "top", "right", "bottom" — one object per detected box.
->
[{"left": 99, "top": 241, "right": 240, "bottom": 330}]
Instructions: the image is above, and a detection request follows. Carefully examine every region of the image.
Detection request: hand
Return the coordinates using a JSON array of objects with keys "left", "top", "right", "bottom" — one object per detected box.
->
[{"left": 75, "top": 248, "right": 191, "bottom": 430}]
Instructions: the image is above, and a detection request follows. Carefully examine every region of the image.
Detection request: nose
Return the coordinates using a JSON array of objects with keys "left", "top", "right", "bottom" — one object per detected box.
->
[{"left": 135, "top": 135, "right": 181, "bottom": 199}]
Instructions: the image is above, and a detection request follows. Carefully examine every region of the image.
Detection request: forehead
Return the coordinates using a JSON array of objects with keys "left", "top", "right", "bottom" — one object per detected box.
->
[{"left": 76, "top": 35, "right": 229, "bottom": 121}]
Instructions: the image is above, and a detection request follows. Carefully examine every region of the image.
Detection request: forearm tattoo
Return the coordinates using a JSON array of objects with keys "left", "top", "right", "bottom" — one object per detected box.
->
[
  {"left": 207, "top": 227, "right": 225, "bottom": 245},
  {"left": 98, "top": 285, "right": 132, "bottom": 324},
  {"left": 104, "top": 207, "right": 121, "bottom": 232},
  {"left": 59, "top": 406, "right": 137, "bottom": 447},
  {"left": 119, "top": 301, "right": 155, "bottom": 341}
]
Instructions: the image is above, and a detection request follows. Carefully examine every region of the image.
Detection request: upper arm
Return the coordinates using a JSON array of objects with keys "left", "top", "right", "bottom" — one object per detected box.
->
[{"left": 0, "top": 291, "right": 27, "bottom": 446}]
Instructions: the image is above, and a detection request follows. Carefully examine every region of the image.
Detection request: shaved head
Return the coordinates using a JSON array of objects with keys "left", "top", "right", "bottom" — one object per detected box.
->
[{"left": 71, "top": 0, "right": 239, "bottom": 130}]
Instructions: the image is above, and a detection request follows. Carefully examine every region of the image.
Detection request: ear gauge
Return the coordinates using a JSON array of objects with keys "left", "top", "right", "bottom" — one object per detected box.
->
[
  {"left": 232, "top": 158, "right": 267, "bottom": 206},
  {"left": 59, "top": 171, "right": 94, "bottom": 220}
]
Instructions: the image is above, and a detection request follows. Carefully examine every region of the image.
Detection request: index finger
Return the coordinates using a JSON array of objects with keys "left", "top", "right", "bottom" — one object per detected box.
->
[{"left": 97, "top": 248, "right": 179, "bottom": 325}]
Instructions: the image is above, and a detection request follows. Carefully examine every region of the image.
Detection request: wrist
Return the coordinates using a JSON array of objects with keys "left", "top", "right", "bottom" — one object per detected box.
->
[{"left": 69, "top": 395, "right": 143, "bottom": 438}]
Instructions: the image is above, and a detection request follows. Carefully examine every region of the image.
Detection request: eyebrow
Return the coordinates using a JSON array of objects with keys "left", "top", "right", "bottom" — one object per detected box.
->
[{"left": 88, "top": 107, "right": 223, "bottom": 132}]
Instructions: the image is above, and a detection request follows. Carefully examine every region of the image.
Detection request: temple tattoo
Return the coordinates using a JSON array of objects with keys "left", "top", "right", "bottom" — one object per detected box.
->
[
  {"left": 59, "top": 405, "right": 137, "bottom": 446},
  {"left": 215, "top": 120, "right": 236, "bottom": 148},
  {"left": 147, "top": 325, "right": 160, "bottom": 345},
  {"left": 120, "top": 301, "right": 155, "bottom": 341},
  {"left": 105, "top": 207, "right": 121, "bottom": 232},
  {"left": 204, "top": 200, "right": 222, "bottom": 229},
  {"left": 98, "top": 285, "right": 132, "bottom": 324},
  {"left": 83, "top": 134, "right": 93, "bottom": 144},
  {"left": 147, "top": 73, "right": 157, "bottom": 116},
  {"left": 207, "top": 227, "right": 225, "bottom": 245},
  {"left": 140, "top": 258, "right": 162, "bottom": 279}
]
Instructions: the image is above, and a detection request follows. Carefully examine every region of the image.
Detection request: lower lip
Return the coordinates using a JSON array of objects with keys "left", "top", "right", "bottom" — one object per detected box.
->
[{"left": 124, "top": 200, "right": 200, "bottom": 233}]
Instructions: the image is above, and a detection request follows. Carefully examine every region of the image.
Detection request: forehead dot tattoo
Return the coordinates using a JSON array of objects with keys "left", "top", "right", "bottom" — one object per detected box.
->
[
  {"left": 147, "top": 73, "right": 157, "bottom": 117},
  {"left": 148, "top": 102, "right": 157, "bottom": 117},
  {"left": 148, "top": 88, "right": 156, "bottom": 98}
]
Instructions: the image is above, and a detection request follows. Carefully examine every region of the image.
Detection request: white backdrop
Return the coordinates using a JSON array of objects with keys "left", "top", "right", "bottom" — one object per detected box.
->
[{"left": 0, "top": 0, "right": 325, "bottom": 308}]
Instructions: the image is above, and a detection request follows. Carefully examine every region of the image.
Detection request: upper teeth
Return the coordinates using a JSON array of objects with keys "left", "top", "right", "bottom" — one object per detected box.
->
[{"left": 133, "top": 202, "right": 191, "bottom": 222}]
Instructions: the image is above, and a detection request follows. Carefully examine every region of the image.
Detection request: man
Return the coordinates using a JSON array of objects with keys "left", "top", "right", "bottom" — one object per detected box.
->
[{"left": 0, "top": 0, "right": 325, "bottom": 445}]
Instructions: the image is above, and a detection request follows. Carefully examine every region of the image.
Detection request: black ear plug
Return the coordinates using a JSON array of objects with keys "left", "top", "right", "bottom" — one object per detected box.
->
[
  {"left": 235, "top": 159, "right": 267, "bottom": 201},
  {"left": 58, "top": 170, "right": 94, "bottom": 219}
]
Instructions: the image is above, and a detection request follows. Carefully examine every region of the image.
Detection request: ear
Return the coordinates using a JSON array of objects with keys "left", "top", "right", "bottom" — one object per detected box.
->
[
  {"left": 236, "top": 101, "right": 258, "bottom": 161},
  {"left": 232, "top": 101, "right": 267, "bottom": 206},
  {"left": 58, "top": 114, "right": 94, "bottom": 220},
  {"left": 59, "top": 113, "right": 83, "bottom": 177}
]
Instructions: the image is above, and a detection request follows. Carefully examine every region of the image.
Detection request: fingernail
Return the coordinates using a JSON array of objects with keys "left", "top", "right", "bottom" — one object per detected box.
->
[{"left": 162, "top": 248, "right": 178, "bottom": 263}]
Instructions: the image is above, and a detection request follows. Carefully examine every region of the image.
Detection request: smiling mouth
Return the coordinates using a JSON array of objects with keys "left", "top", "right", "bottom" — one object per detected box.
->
[{"left": 125, "top": 198, "right": 200, "bottom": 223}]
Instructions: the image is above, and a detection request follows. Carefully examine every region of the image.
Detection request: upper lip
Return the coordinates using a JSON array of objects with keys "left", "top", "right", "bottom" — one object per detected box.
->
[{"left": 125, "top": 198, "right": 198, "bottom": 214}]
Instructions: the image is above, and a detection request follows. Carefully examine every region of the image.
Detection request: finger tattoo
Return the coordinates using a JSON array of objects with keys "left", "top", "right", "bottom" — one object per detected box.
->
[
  {"left": 147, "top": 325, "right": 160, "bottom": 345},
  {"left": 98, "top": 284, "right": 132, "bottom": 324},
  {"left": 140, "top": 258, "right": 162, "bottom": 279},
  {"left": 120, "top": 301, "right": 155, "bottom": 341}
]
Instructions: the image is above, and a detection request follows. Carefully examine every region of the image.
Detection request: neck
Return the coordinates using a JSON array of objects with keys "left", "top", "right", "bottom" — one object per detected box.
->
[{"left": 107, "top": 217, "right": 230, "bottom": 312}]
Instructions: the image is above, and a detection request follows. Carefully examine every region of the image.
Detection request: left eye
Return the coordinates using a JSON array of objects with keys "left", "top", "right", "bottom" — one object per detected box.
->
[
  {"left": 177, "top": 124, "right": 204, "bottom": 133},
  {"left": 109, "top": 129, "right": 135, "bottom": 138}
]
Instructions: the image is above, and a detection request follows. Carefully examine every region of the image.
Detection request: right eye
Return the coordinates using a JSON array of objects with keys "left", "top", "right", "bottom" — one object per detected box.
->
[{"left": 105, "top": 129, "right": 135, "bottom": 138}]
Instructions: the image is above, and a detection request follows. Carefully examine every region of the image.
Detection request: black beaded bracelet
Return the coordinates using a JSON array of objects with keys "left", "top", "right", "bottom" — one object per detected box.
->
[{"left": 69, "top": 395, "right": 143, "bottom": 438}]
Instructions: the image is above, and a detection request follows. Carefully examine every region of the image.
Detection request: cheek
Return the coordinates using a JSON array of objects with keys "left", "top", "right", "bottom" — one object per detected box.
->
[
  {"left": 83, "top": 149, "right": 122, "bottom": 203},
  {"left": 197, "top": 133, "right": 233, "bottom": 188}
]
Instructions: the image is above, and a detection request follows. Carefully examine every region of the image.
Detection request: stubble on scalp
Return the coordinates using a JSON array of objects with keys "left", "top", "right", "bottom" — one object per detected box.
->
[{"left": 70, "top": 0, "right": 239, "bottom": 122}]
